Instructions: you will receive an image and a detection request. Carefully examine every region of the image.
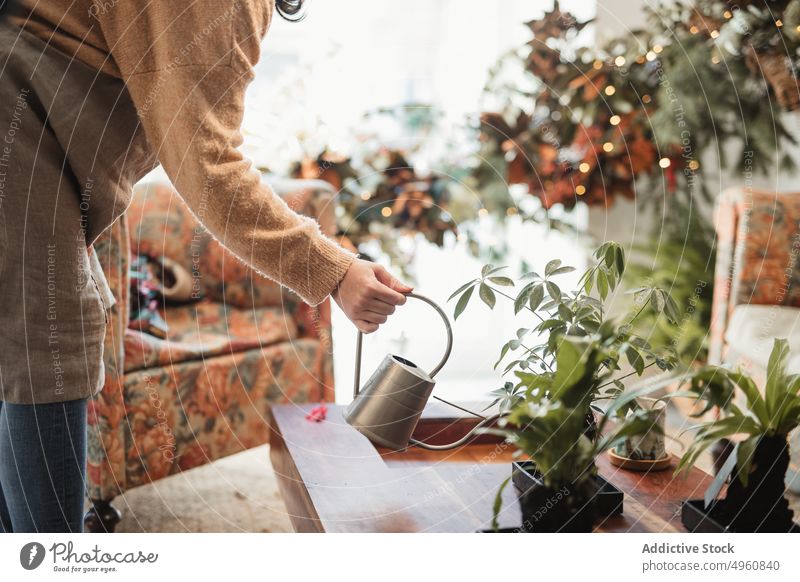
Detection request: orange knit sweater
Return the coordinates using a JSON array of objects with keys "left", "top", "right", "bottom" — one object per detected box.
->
[{"left": 6, "top": 0, "right": 355, "bottom": 305}]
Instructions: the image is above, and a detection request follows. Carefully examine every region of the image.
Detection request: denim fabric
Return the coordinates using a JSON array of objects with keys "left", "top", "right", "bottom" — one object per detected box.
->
[{"left": 0, "top": 398, "right": 87, "bottom": 532}]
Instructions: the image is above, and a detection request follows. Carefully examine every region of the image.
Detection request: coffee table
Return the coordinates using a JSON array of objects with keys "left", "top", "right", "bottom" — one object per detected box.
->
[{"left": 267, "top": 402, "right": 714, "bottom": 532}]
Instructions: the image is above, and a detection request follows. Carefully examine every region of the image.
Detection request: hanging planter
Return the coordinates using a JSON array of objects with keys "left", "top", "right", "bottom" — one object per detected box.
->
[{"left": 747, "top": 50, "right": 800, "bottom": 112}]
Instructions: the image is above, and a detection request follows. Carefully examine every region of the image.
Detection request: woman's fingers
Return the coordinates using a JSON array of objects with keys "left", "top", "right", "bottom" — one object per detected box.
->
[
  {"left": 365, "top": 300, "right": 396, "bottom": 316},
  {"left": 358, "top": 310, "right": 388, "bottom": 325},
  {"left": 374, "top": 265, "right": 414, "bottom": 294},
  {"left": 331, "top": 259, "right": 414, "bottom": 334},
  {"left": 369, "top": 265, "right": 411, "bottom": 305},
  {"left": 355, "top": 320, "right": 379, "bottom": 334},
  {"left": 369, "top": 280, "right": 407, "bottom": 306}
]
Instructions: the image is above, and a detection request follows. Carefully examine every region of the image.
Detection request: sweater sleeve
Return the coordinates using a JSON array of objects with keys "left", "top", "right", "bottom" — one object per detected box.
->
[{"left": 93, "top": 0, "right": 355, "bottom": 305}]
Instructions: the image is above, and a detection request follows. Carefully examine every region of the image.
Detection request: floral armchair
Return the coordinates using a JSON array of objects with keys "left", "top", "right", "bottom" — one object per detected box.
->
[
  {"left": 85, "top": 181, "right": 338, "bottom": 532},
  {"left": 710, "top": 187, "right": 800, "bottom": 362},
  {"left": 710, "top": 186, "right": 800, "bottom": 492}
]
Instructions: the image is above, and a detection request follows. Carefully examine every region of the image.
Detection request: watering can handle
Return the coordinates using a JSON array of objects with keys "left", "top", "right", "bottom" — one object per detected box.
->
[{"left": 353, "top": 292, "right": 453, "bottom": 398}]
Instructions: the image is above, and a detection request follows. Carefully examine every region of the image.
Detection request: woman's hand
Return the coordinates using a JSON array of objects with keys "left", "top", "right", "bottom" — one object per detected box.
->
[{"left": 332, "top": 259, "right": 413, "bottom": 333}]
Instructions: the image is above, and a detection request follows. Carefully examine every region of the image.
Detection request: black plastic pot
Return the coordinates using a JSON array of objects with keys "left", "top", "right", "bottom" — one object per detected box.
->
[
  {"left": 511, "top": 461, "right": 599, "bottom": 532},
  {"left": 682, "top": 499, "right": 800, "bottom": 533},
  {"left": 512, "top": 460, "right": 623, "bottom": 518},
  {"left": 682, "top": 436, "right": 798, "bottom": 533}
]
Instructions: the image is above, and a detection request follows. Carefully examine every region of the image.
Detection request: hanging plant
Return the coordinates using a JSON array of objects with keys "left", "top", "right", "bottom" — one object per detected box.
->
[
  {"left": 478, "top": 3, "right": 678, "bottom": 211},
  {"left": 477, "top": 0, "right": 797, "bottom": 215},
  {"left": 292, "top": 148, "right": 458, "bottom": 275}
]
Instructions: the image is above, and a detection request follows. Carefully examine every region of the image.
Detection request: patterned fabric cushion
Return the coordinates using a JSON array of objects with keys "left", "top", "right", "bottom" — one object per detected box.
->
[
  {"left": 117, "top": 339, "right": 325, "bottom": 488},
  {"left": 123, "top": 301, "right": 298, "bottom": 372},
  {"left": 127, "top": 181, "right": 328, "bottom": 310},
  {"left": 711, "top": 188, "right": 800, "bottom": 362}
]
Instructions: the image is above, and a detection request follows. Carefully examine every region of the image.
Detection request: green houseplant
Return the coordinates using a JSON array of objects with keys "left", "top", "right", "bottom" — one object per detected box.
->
[
  {"left": 624, "top": 201, "right": 716, "bottom": 364},
  {"left": 677, "top": 338, "right": 800, "bottom": 532},
  {"left": 451, "top": 242, "right": 679, "bottom": 531},
  {"left": 450, "top": 243, "right": 678, "bottom": 417},
  {"left": 490, "top": 332, "right": 668, "bottom": 532}
]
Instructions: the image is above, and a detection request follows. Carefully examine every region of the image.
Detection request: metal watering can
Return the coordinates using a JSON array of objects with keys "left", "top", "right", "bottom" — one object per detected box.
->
[{"left": 343, "top": 293, "right": 497, "bottom": 451}]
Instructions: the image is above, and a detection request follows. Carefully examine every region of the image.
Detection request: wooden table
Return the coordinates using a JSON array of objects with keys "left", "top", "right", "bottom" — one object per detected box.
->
[{"left": 267, "top": 402, "right": 714, "bottom": 533}]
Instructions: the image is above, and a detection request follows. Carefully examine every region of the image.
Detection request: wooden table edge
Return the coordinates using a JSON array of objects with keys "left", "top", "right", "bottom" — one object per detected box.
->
[{"left": 267, "top": 406, "right": 325, "bottom": 533}]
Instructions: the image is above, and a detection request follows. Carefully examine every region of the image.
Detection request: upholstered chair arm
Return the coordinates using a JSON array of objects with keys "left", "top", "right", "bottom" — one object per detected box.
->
[{"left": 709, "top": 187, "right": 800, "bottom": 363}]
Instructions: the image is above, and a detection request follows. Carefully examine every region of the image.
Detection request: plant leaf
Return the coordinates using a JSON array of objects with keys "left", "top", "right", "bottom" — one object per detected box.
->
[
  {"left": 491, "top": 475, "right": 512, "bottom": 532},
  {"left": 583, "top": 272, "right": 594, "bottom": 295},
  {"left": 615, "top": 246, "right": 625, "bottom": 276},
  {"left": 537, "top": 319, "right": 565, "bottom": 331},
  {"left": 546, "top": 281, "right": 561, "bottom": 302},
  {"left": 664, "top": 294, "right": 681, "bottom": 324},
  {"left": 453, "top": 286, "right": 474, "bottom": 320},
  {"left": 479, "top": 283, "right": 496, "bottom": 309},
  {"left": 653, "top": 289, "right": 666, "bottom": 313},
  {"left": 602, "top": 381, "right": 671, "bottom": 421},
  {"left": 725, "top": 370, "right": 768, "bottom": 426},
  {"left": 633, "top": 287, "right": 652, "bottom": 304},
  {"left": 625, "top": 347, "right": 645, "bottom": 375},
  {"left": 765, "top": 338, "right": 790, "bottom": 425},
  {"left": 736, "top": 436, "right": 758, "bottom": 488},
  {"left": 529, "top": 284, "right": 545, "bottom": 311},
  {"left": 448, "top": 280, "right": 477, "bottom": 302},
  {"left": 545, "top": 259, "right": 562, "bottom": 277},
  {"left": 597, "top": 269, "right": 609, "bottom": 300},
  {"left": 514, "top": 283, "right": 533, "bottom": 314},
  {"left": 488, "top": 276, "right": 515, "bottom": 287},
  {"left": 494, "top": 342, "right": 511, "bottom": 370},
  {"left": 604, "top": 244, "right": 616, "bottom": 269}
]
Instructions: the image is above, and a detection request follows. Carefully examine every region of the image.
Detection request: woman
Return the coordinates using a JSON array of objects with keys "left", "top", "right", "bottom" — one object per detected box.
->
[{"left": 0, "top": 0, "right": 410, "bottom": 533}]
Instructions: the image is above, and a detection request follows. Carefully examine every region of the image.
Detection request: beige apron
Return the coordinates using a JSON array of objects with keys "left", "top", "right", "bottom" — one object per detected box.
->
[{"left": 0, "top": 19, "right": 157, "bottom": 403}]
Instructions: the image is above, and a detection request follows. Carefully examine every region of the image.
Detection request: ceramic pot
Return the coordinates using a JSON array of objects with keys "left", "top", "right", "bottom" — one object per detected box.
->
[{"left": 615, "top": 397, "right": 666, "bottom": 461}]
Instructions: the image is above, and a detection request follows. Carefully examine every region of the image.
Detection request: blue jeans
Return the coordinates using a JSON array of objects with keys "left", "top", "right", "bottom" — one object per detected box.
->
[{"left": 0, "top": 399, "right": 87, "bottom": 532}]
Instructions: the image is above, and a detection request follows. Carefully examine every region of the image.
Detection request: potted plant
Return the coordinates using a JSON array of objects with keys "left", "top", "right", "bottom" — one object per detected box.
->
[
  {"left": 488, "top": 333, "right": 666, "bottom": 532},
  {"left": 450, "top": 242, "right": 680, "bottom": 530},
  {"left": 608, "top": 396, "right": 672, "bottom": 471},
  {"left": 677, "top": 338, "right": 800, "bottom": 532},
  {"left": 451, "top": 242, "right": 678, "bottom": 398}
]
